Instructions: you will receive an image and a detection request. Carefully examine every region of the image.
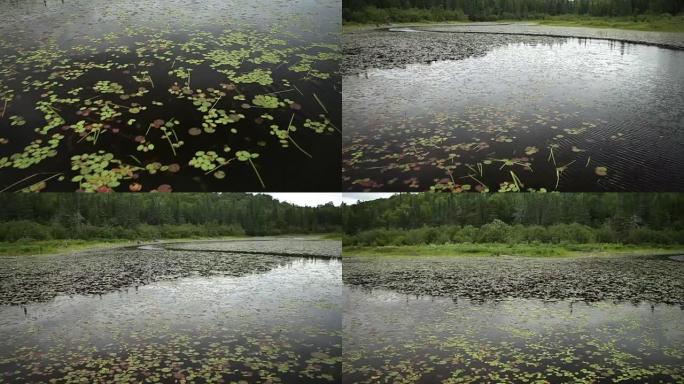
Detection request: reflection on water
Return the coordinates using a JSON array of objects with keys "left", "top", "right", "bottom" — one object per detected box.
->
[
  {"left": 0, "top": 258, "right": 342, "bottom": 383},
  {"left": 343, "top": 286, "right": 684, "bottom": 383},
  {"left": 343, "top": 38, "right": 684, "bottom": 192},
  {"left": 0, "top": 0, "right": 341, "bottom": 192}
]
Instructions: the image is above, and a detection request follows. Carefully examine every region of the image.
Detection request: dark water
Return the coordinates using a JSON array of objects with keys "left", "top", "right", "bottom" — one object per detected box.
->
[
  {"left": 0, "top": 0, "right": 341, "bottom": 192},
  {"left": 0, "top": 257, "right": 342, "bottom": 383},
  {"left": 343, "top": 38, "right": 684, "bottom": 192},
  {"left": 343, "top": 286, "right": 684, "bottom": 383}
]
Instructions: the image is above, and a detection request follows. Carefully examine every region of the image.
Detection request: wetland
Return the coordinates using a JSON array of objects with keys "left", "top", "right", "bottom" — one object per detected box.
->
[
  {"left": 342, "top": 27, "right": 684, "bottom": 192},
  {"left": 0, "top": 239, "right": 342, "bottom": 383},
  {"left": 343, "top": 254, "right": 684, "bottom": 383},
  {"left": 0, "top": 0, "right": 341, "bottom": 192}
]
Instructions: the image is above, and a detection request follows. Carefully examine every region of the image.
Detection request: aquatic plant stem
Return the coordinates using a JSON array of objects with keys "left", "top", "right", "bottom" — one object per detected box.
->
[
  {"left": 28, "top": 173, "right": 63, "bottom": 189},
  {"left": 327, "top": 120, "right": 341, "bottom": 134},
  {"left": 165, "top": 134, "right": 177, "bottom": 156},
  {"left": 293, "top": 84, "right": 304, "bottom": 96},
  {"left": 1, "top": 99, "right": 6, "bottom": 118},
  {"left": 204, "top": 159, "right": 233, "bottom": 176},
  {"left": 465, "top": 174, "right": 488, "bottom": 190},
  {"left": 248, "top": 158, "right": 266, "bottom": 189},
  {"left": 548, "top": 146, "right": 557, "bottom": 166},
  {"left": 510, "top": 171, "right": 523, "bottom": 191},
  {"left": 1, "top": 172, "right": 61, "bottom": 193},
  {"left": 0, "top": 174, "right": 40, "bottom": 193},
  {"left": 267, "top": 89, "right": 295, "bottom": 95},
  {"left": 208, "top": 96, "right": 222, "bottom": 113},
  {"left": 148, "top": 75, "right": 155, "bottom": 88},
  {"left": 313, "top": 93, "right": 328, "bottom": 114},
  {"left": 285, "top": 113, "right": 312, "bottom": 158}
]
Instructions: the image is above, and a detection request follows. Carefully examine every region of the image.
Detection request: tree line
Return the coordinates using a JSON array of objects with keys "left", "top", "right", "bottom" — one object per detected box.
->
[
  {"left": 0, "top": 194, "right": 341, "bottom": 242},
  {"left": 342, "top": 193, "right": 684, "bottom": 245},
  {"left": 343, "top": 0, "right": 683, "bottom": 22}
]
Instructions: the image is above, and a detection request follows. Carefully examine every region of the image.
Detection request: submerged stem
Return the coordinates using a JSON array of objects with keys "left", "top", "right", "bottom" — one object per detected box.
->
[
  {"left": 248, "top": 158, "right": 266, "bottom": 189},
  {"left": 165, "top": 134, "right": 176, "bottom": 156},
  {"left": 313, "top": 93, "right": 328, "bottom": 114}
]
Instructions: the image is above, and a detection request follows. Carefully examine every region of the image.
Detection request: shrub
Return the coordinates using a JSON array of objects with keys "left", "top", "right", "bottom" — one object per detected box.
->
[{"left": 0, "top": 221, "right": 52, "bottom": 242}]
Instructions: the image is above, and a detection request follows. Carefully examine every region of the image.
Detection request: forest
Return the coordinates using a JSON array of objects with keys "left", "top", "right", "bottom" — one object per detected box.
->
[
  {"left": 0, "top": 194, "right": 342, "bottom": 242},
  {"left": 342, "top": 193, "right": 684, "bottom": 246},
  {"left": 343, "top": 0, "right": 684, "bottom": 22}
]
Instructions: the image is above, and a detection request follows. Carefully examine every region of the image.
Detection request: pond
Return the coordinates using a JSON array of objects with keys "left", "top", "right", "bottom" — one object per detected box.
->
[
  {"left": 0, "top": 241, "right": 342, "bottom": 383},
  {"left": 0, "top": 0, "right": 341, "bottom": 192},
  {"left": 343, "top": 286, "right": 684, "bottom": 383},
  {"left": 342, "top": 33, "right": 684, "bottom": 192}
]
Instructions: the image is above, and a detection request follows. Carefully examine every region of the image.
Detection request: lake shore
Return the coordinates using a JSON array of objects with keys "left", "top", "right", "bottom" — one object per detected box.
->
[
  {"left": 343, "top": 250, "right": 684, "bottom": 303},
  {"left": 343, "top": 243, "right": 684, "bottom": 258},
  {"left": 0, "top": 237, "right": 342, "bottom": 305},
  {"left": 344, "top": 16, "right": 684, "bottom": 33},
  {"left": 0, "top": 233, "right": 342, "bottom": 257}
]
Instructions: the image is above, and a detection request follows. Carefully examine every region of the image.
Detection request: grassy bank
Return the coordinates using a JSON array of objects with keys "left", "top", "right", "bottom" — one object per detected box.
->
[
  {"left": 343, "top": 15, "right": 684, "bottom": 33},
  {"left": 537, "top": 15, "right": 684, "bottom": 32},
  {"left": 0, "top": 239, "right": 149, "bottom": 256},
  {"left": 343, "top": 243, "right": 684, "bottom": 258},
  {"left": 0, "top": 233, "right": 342, "bottom": 256}
]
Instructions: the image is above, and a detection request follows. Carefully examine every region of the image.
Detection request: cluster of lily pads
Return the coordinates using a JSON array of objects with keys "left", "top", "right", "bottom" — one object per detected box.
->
[
  {"left": 343, "top": 106, "right": 615, "bottom": 192},
  {"left": 0, "top": 0, "right": 340, "bottom": 192}
]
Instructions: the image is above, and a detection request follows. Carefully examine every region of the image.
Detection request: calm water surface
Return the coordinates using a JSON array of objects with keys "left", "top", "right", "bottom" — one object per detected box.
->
[
  {"left": 343, "top": 38, "right": 684, "bottom": 192},
  {"left": 343, "top": 286, "right": 684, "bottom": 383},
  {"left": 0, "top": 0, "right": 341, "bottom": 192},
  {"left": 0, "top": 257, "right": 342, "bottom": 383}
]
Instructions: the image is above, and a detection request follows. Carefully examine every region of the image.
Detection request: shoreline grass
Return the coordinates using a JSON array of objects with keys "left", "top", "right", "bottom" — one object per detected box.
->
[
  {"left": 343, "top": 15, "right": 684, "bottom": 33},
  {"left": 343, "top": 243, "right": 684, "bottom": 258},
  {"left": 0, "top": 233, "right": 342, "bottom": 257}
]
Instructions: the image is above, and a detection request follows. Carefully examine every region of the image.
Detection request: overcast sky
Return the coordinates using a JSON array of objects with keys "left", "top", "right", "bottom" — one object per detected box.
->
[
  {"left": 259, "top": 193, "right": 343, "bottom": 207},
  {"left": 256, "top": 193, "right": 397, "bottom": 207},
  {"left": 342, "top": 193, "right": 396, "bottom": 205}
]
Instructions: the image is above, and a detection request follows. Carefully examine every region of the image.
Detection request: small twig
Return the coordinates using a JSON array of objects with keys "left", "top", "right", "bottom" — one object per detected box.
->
[
  {"left": 148, "top": 75, "right": 155, "bottom": 88},
  {"left": 1, "top": 99, "right": 7, "bottom": 118}
]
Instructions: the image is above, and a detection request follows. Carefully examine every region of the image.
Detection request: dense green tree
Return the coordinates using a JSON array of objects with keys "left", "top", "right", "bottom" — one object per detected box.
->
[
  {"left": 0, "top": 194, "right": 341, "bottom": 241},
  {"left": 342, "top": 193, "right": 684, "bottom": 234},
  {"left": 343, "top": 0, "right": 683, "bottom": 21}
]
